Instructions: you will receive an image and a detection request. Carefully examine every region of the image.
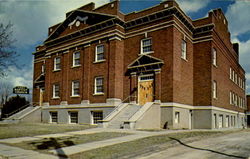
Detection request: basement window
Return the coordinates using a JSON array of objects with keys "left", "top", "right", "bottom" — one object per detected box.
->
[
  {"left": 50, "top": 112, "right": 58, "bottom": 123},
  {"left": 175, "top": 112, "right": 180, "bottom": 123},
  {"left": 91, "top": 111, "right": 103, "bottom": 124},
  {"left": 69, "top": 112, "right": 78, "bottom": 124}
]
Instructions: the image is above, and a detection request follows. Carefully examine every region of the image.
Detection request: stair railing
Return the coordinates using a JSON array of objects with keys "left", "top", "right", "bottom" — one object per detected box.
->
[
  {"left": 4, "top": 102, "right": 39, "bottom": 118},
  {"left": 102, "top": 95, "right": 137, "bottom": 121}
]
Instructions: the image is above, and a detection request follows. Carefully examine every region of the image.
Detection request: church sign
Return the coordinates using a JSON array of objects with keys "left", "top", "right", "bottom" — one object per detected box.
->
[{"left": 13, "top": 86, "right": 29, "bottom": 94}]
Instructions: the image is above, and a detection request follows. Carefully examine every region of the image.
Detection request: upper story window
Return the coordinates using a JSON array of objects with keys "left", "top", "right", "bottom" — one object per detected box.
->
[
  {"left": 181, "top": 40, "right": 187, "bottom": 60},
  {"left": 73, "top": 52, "right": 80, "bottom": 67},
  {"left": 229, "top": 67, "right": 232, "bottom": 80},
  {"left": 232, "top": 70, "right": 235, "bottom": 82},
  {"left": 42, "top": 64, "right": 45, "bottom": 74},
  {"left": 141, "top": 38, "right": 153, "bottom": 54},
  {"left": 212, "top": 80, "right": 217, "bottom": 99},
  {"left": 53, "top": 84, "right": 60, "bottom": 98},
  {"left": 72, "top": 81, "right": 80, "bottom": 97},
  {"left": 94, "top": 77, "right": 104, "bottom": 94},
  {"left": 54, "top": 57, "right": 61, "bottom": 71},
  {"left": 95, "top": 45, "right": 105, "bottom": 62},
  {"left": 212, "top": 48, "right": 217, "bottom": 66}
]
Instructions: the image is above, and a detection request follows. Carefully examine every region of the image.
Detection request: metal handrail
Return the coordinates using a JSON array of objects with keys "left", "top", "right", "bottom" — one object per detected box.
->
[
  {"left": 102, "top": 95, "right": 137, "bottom": 121},
  {"left": 5, "top": 102, "right": 39, "bottom": 118}
]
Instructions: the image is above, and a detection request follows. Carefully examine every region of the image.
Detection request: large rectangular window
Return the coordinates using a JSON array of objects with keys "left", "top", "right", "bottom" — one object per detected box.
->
[
  {"left": 69, "top": 112, "right": 78, "bottom": 124},
  {"left": 212, "top": 81, "right": 217, "bottom": 99},
  {"left": 50, "top": 112, "right": 58, "bottom": 123},
  {"left": 95, "top": 45, "right": 105, "bottom": 62},
  {"left": 94, "top": 77, "right": 104, "bottom": 94},
  {"left": 73, "top": 52, "right": 80, "bottom": 66},
  {"left": 181, "top": 40, "right": 187, "bottom": 60},
  {"left": 212, "top": 48, "right": 217, "bottom": 66},
  {"left": 141, "top": 38, "right": 153, "bottom": 54},
  {"left": 91, "top": 111, "right": 103, "bottom": 124},
  {"left": 53, "top": 84, "right": 60, "bottom": 98},
  {"left": 72, "top": 81, "right": 80, "bottom": 96},
  {"left": 54, "top": 57, "right": 61, "bottom": 71}
]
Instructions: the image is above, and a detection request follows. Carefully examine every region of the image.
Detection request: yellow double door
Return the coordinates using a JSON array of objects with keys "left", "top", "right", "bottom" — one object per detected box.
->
[{"left": 138, "top": 80, "right": 154, "bottom": 105}]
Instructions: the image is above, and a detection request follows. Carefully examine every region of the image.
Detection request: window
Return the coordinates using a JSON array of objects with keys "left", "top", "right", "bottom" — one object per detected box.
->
[
  {"left": 54, "top": 57, "right": 61, "bottom": 71},
  {"left": 73, "top": 52, "right": 80, "bottom": 66},
  {"left": 214, "top": 114, "right": 217, "bottom": 128},
  {"left": 230, "top": 91, "right": 232, "bottom": 105},
  {"left": 218, "top": 115, "right": 223, "bottom": 128},
  {"left": 91, "top": 111, "right": 103, "bottom": 124},
  {"left": 235, "top": 73, "right": 238, "bottom": 84},
  {"left": 175, "top": 112, "right": 180, "bottom": 123},
  {"left": 95, "top": 45, "right": 105, "bottom": 62},
  {"left": 243, "top": 81, "right": 245, "bottom": 90},
  {"left": 42, "top": 64, "right": 45, "bottom": 74},
  {"left": 53, "top": 84, "right": 60, "bottom": 98},
  {"left": 69, "top": 112, "right": 78, "bottom": 124},
  {"left": 212, "top": 48, "right": 217, "bottom": 66},
  {"left": 232, "top": 93, "right": 235, "bottom": 106},
  {"left": 232, "top": 70, "right": 235, "bottom": 82},
  {"left": 235, "top": 94, "right": 238, "bottom": 106},
  {"left": 230, "top": 67, "right": 232, "bottom": 80},
  {"left": 141, "top": 38, "right": 153, "bottom": 54},
  {"left": 212, "top": 81, "right": 217, "bottom": 99},
  {"left": 94, "top": 77, "right": 104, "bottom": 94},
  {"left": 72, "top": 81, "right": 80, "bottom": 96},
  {"left": 238, "top": 77, "right": 241, "bottom": 86},
  {"left": 50, "top": 112, "right": 58, "bottom": 123},
  {"left": 181, "top": 40, "right": 187, "bottom": 60},
  {"left": 225, "top": 116, "right": 229, "bottom": 128}
]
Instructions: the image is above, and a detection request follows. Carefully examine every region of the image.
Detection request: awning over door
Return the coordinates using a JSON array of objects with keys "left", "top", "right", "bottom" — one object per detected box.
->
[{"left": 127, "top": 55, "right": 164, "bottom": 73}]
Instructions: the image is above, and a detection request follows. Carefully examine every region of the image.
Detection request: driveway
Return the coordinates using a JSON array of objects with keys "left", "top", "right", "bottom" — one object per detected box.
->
[{"left": 137, "top": 131, "right": 250, "bottom": 159}]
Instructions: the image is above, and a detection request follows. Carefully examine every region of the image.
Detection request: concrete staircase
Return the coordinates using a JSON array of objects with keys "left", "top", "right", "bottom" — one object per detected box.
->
[
  {"left": 102, "top": 104, "right": 141, "bottom": 129},
  {"left": 2, "top": 106, "right": 41, "bottom": 123}
]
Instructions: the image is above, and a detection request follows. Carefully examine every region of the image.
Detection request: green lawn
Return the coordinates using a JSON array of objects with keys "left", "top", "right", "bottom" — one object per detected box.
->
[
  {"left": 0, "top": 123, "right": 96, "bottom": 139},
  {"left": 10, "top": 132, "right": 130, "bottom": 154},
  {"left": 71, "top": 131, "right": 225, "bottom": 159}
]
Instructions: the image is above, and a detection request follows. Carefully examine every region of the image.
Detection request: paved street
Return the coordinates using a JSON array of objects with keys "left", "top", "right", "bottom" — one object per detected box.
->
[{"left": 137, "top": 131, "right": 250, "bottom": 159}]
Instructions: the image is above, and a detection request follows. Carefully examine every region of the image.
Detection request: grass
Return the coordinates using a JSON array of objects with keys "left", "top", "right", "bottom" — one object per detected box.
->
[
  {"left": 0, "top": 123, "right": 96, "bottom": 139},
  {"left": 10, "top": 132, "right": 130, "bottom": 154},
  {"left": 71, "top": 131, "right": 224, "bottom": 159}
]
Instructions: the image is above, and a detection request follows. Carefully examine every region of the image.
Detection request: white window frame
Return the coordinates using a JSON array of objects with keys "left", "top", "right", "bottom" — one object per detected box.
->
[
  {"left": 181, "top": 40, "right": 187, "bottom": 60},
  {"left": 141, "top": 38, "right": 153, "bottom": 54},
  {"left": 50, "top": 112, "right": 58, "bottom": 123},
  {"left": 95, "top": 45, "right": 105, "bottom": 62},
  {"left": 212, "top": 80, "right": 217, "bottom": 99},
  {"left": 230, "top": 91, "right": 232, "bottom": 105},
  {"left": 235, "top": 94, "right": 238, "bottom": 106},
  {"left": 235, "top": 73, "right": 238, "bottom": 85},
  {"left": 94, "top": 77, "right": 104, "bottom": 94},
  {"left": 212, "top": 48, "right": 217, "bottom": 66},
  {"left": 232, "top": 70, "right": 235, "bottom": 82},
  {"left": 230, "top": 67, "right": 232, "bottom": 80},
  {"left": 52, "top": 84, "right": 60, "bottom": 98},
  {"left": 54, "top": 57, "right": 61, "bottom": 71},
  {"left": 71, "top": 80, "right": 80, "bottom": 97},
  {"left": 73, "top": 52, "right": 81, "bottom": 67},
  {"left": 69, "top": 111, "right": 78, "bottom": 124}
]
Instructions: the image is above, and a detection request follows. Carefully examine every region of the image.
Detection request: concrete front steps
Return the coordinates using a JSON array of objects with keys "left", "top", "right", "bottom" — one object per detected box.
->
[
  {"left": 101, "top": 102, "right": 161, "bottom": 129},
  {"left": 2, "top": 106, "right": 41, "bottom": 124}
]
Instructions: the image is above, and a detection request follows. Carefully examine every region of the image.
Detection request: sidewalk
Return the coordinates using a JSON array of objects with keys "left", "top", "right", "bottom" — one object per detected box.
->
[{"left": 0, "top": 128, "right": 218, "bottom": 159}]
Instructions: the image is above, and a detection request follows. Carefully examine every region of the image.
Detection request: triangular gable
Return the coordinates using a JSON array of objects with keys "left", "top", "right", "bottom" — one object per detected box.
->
[
  {"left": 128, "top": 54, "right": 164, "bottom": 69},
  {"left": 45, "top": 10, "right": 115, "bottom": 42},
  {"left": 34, "top": 74, "right": 45, "bottom": 84}
]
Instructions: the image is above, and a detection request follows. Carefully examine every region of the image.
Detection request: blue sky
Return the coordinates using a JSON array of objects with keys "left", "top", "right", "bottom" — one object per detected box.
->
[{"left": 0, "top": 0, "right": 250, "bottom": 95}]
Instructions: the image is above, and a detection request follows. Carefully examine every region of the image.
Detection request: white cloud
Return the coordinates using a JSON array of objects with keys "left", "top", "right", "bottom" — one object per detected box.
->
[
  {"left": 0, "top": 0, "right": 109, "bottom": 47},
  {"left": 226, "top": 1, "right": 250, "bottom": 37},
  {"left": 176, "top": 0, "right": 210, "bottom": 13}
]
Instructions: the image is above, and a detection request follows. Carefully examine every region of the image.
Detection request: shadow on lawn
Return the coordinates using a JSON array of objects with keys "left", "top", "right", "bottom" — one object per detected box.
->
[
  {"left": 169, "top": 137, "right": 246, "bottom": 159},
  {"left": 31, "top": 137, "right": 75, "bottom": 158}
]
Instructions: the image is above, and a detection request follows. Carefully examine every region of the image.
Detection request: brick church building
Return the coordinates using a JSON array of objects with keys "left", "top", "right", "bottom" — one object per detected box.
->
[{"left": 33, "top": 0, "right": 246, "bottom": 129}]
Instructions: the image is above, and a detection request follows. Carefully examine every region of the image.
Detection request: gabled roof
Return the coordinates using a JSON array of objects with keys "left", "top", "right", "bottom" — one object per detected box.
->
[
  {"left": 45, "top": 10, "right": 116, "bottom": 42},
  {"left": 128, "top": 54, "right": 164, "bottom": 72}
]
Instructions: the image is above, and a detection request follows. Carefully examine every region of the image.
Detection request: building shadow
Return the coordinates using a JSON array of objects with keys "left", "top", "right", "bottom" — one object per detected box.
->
[
  {"left": 32, "top": 137, "right": 74, "bottom": 158},
  {"left": 169, "top": 137, "right": 246, "bottom": 159}
]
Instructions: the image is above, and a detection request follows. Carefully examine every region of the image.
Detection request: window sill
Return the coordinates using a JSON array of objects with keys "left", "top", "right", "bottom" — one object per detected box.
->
[
  {"left": 53, "top": 69, "right": 61, "bottom": 72},
  {"left": 93, "top": 93, "right": 104, "bottom": 96},
  {"left": 70, "top": 95, "right": 80, "bottom": 98},
  {"left": 213, "top": 64, "right": 218, "bottom": 68},
  {"left": 181, "top": 57, "right": 188, "bottom": 62},
  {"left": 93, "top": 59, "right": 106, "bottom": 64},
  {"left": 71, "top": 65, "right": 81, "bottom": 68},
  {"left": 52, "top": 97, "right": 60, "bottom": 99},
  {"left": 139, "top": 51, "right": 154, "bottom": 55}
]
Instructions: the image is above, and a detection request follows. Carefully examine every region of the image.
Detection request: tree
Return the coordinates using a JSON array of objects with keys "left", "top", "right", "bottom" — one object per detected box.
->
[
  {"left": 0, "top": 80, "right": 13, "bottom": 108},
  {"left": 1, "top": 95, "right": 29, "bottom": 119},
  {"left": 0, "top": 22, "right": 17, "bottom": 77}
]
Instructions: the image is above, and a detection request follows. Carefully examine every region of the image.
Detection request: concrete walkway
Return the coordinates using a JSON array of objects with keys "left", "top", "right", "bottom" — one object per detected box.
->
[{"left": 0, "top": 128, "right": 230, "bottom": 159}]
